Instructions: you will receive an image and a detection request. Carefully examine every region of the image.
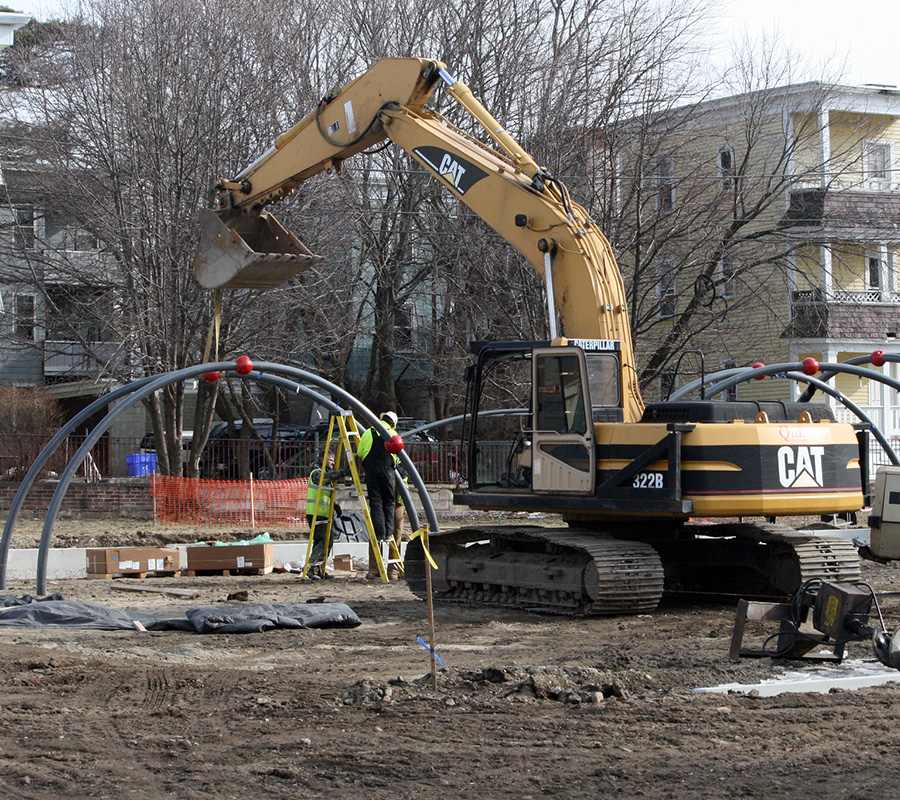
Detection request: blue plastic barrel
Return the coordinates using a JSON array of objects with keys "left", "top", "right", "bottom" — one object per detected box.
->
[{"left": 126, "top": 453, "right": 158, "bottom": 476}]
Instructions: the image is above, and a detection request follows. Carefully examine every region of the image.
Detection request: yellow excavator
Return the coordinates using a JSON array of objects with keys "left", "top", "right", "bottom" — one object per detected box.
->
[{"left": 195, "top": 57, "right": 865, "bottom": 614}]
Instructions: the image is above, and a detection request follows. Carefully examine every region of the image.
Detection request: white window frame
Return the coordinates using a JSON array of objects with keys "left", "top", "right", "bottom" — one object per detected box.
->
[
  {"left": 657, "top": 257, "right": 676, "bottom": 319},
  {"left": 14, "top": 292, "right": 36, "bottom": 340},
  {"left": 866, "top": 249, "right": 882, "bottom": 291},
  {"left": 13, "top": 205, "right": 36, "bottom": 250},
  {"left": 869, "top": 361, "right": 900, "bottom": 410},
  {"left": 655, "top": 156, "right": 675, "bottom": 212},
  {"left": 718, "top": 254, "right": 735, "bottom": 300},
  {"left": 890, "top": 249, "right": 898, "bottom": 294},
  {"left": 863, "top": 139, "right": 892, "bottom": 189},
  {"left": 394, "top": 303, "right": 418, "bottom": 351},
  {"left": 717, "top": 147, "right": 734, "bottom": 192}
]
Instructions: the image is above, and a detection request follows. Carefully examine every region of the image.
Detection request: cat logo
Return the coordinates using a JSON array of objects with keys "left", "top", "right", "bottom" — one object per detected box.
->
[
  {"left": 412, "top": 146, "right": 488, "bottom": 195},
  {"left": 439, "top": 153, "right": 467, "bottom": 189},
  {"left": 777, "top": 445, "right": 825, "bottom": 488}
]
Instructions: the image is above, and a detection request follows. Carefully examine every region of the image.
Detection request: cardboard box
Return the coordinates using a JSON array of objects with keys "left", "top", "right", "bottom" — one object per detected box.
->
[
  {"left": 86, "top": 547, "right": 180, "bottom": 576},
  {"left": 186, "top": 542, "right": 273, "bottom": 573},
  {"left": 333, "top": 554, "right": 353, "bottom": 573}
]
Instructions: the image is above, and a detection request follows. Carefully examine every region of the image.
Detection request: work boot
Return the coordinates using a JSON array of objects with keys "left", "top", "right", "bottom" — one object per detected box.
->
[
  {"left": 366, "top": 542, "right": 381, "bottom": 580},
  {"left": 306, "top": 565, "right": 323, "bottom": 580},
  {"left": 387, "top": 565, "right": 401, "bottom": 581}
]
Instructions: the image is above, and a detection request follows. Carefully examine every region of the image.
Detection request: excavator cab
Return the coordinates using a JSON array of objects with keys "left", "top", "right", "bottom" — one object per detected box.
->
[{"left": 463, "top": 340, "right": 622, "bottom": 498}]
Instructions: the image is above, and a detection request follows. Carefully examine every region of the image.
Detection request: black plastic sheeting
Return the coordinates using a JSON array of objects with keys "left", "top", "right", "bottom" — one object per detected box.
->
[
  {"left": 0, "top": 593, "right": 64, "bottom": 606},
  {"left": 0, "top": 599, "right": 361, "bottom": 633}
]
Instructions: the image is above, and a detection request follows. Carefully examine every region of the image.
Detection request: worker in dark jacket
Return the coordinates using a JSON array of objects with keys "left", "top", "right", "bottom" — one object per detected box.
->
[{"left": 357, "top": 411, "right": 399, "bottom": 579}]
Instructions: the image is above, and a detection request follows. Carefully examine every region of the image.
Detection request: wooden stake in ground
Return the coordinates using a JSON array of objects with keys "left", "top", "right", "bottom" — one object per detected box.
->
[
  {"left": 423, "top": 527, "right": 437, "bottom": 689},
  {"left": 250, "top": 473, "right": 256, "bottom": 528}
]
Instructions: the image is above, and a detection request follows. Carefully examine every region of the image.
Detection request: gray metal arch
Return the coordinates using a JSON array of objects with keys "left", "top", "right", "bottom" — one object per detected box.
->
[
  {"left": 672, "top": 368, "right": 880, "bottom": 431},
  {"left": 799, "top": 353, "right": 900, "bottom": 402},
  {"left": 658, "top": 361, "right": 899, "bottom": 467},
  {"left": 22, "top": 362, "right": 436, "bottom": 595},
  {"left": 780, "top": 372, "right": 898, "bottom": 466},
  {"left": 705, "top": 361, "right": 900, "bottom": 404},
  {"left": 0, "top": 376, "right": 155, "bottom": 590},
  {"left": 672, "top": 355, "right": 900, "bottom": 404},
  {"left": 669, "top": 368, "right": 745, "bottom": 401},
  {"left": 700, "top": 362, "right": 900, "bottom": 467},
  {"left": 0, "top": 369, "right": 313, "bottom": 590},
  {"left": 402, "top": 408, "right": 528, "bottom": 438}
]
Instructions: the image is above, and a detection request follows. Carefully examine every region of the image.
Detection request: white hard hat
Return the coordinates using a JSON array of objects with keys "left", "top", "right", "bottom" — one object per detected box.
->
[{"left": 380, "top": 411, "right": 398, "bottom": 427}]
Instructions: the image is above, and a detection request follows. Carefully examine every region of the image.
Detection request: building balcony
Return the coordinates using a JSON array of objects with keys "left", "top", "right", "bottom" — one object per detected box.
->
[
  {"left": 39, "top": 249, "right": 117, "bottom": 284},
  {"left": 781, "top": 186, "right": 900, "bottom": 238},
  {"left": 834, "top": 405, "right": 900, "bottom": 437},
  {"left": 44, "top": 340, "right": 122, "bottom": 376},
  {"left": 784, "top": 289, "right": 900, "bottom": 339}
]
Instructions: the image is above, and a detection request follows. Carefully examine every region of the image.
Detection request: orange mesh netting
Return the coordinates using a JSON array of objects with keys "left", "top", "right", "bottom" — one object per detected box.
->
[{"left": 152, "top": 475, "right": 310, "bottom": 528}]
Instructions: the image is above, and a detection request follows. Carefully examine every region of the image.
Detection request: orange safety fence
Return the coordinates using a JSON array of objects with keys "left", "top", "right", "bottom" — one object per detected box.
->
[{"left": 152, "top": 475, "right": 310, "bottom": 529}]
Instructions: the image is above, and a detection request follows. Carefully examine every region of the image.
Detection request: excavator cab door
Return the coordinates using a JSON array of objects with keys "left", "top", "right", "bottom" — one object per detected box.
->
[{"left": 530, "top": 347, "right": 596, "bottom": 494}]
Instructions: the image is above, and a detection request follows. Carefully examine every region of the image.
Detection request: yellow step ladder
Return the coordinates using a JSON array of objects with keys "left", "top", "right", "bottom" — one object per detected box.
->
[{"left": 303, "top": 411, "right": 401, "bottom": 582}]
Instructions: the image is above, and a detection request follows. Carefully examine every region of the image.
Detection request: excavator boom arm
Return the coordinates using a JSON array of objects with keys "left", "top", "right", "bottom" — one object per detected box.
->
[
  {"left": 217, "top": 58, "right": 441, "bottom": 210},
  {"left": 196, "top": 57, "right": 643, "bottom": 420}
]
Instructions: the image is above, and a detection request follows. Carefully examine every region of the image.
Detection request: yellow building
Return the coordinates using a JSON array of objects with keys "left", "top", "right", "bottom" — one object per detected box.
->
[{"left": 617, "top": 82, "right": 900, "bottom": 442}]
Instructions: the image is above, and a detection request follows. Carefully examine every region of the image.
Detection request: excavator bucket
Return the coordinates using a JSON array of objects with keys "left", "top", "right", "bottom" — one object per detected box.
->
[{"left": 193, "top": 208, "right": 323, "bottom": 290}]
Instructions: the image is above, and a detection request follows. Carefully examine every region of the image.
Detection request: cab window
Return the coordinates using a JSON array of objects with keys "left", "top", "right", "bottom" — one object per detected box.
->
[{"left": 536, "top": 354, "right": 587, "bottom": 434}]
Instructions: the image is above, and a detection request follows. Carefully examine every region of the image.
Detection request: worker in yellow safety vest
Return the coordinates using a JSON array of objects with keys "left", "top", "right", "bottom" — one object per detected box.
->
[
  {"left": 357, "top": 411, "right": 399, "bottom": 579},
  {"left": 306, "top": 451, "right": 341, "bottom": 580}
]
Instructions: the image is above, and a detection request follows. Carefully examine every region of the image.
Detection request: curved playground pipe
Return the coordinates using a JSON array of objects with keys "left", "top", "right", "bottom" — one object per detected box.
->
[
  {"left": 0, "top": 376, "right": 155, "bottom": 590},
  {"left": 4, "top": 361, "right": 434, "bottom": 594},
  {"left": 670, "top": 362, "right": 900, "bottom": 467},
  {"left": 798, "top": 353, "right": 900, "bottom": 403}
]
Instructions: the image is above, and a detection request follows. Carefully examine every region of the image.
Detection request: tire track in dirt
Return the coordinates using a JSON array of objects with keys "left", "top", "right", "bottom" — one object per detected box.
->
[{"left": 140, "top": 665, "right": 172, "bottom": 711}]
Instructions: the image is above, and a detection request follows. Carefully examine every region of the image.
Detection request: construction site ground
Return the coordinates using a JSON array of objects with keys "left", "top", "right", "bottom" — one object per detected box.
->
[{"left": 3, "top": 513, "right": 900, "bottom": 799}]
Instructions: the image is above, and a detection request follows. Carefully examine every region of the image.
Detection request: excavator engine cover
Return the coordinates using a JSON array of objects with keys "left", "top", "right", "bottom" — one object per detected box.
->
[{"left": 194, "top": 208, "right": 323, "bottom": 290}]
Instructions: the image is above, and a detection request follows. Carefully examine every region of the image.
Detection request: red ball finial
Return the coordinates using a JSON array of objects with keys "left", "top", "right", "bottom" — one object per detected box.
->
[
  {"left": 235, "top": 356, "right": 253, "bottom": 375},
  {"left": 872, "top": 350, "right": 886, "bottom": 368},
  {"left": 801, "top": 357, "right": 819, "bottom": 375},
  {"left": 384, "top": 435, "right": 404, "bottom": 454},
  {"left": 203, "top": 371, "right": 220, "bottom": 383},
  {"left": 751, "top": 363, "right": 766, "bottom": 380}
]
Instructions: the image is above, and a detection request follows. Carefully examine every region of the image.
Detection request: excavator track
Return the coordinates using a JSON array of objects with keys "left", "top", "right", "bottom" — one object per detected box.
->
[
  {"left": 404, "top": 526, "right": 664, "bottom": 616},
  {"left": 736, "top": 522, "right": 861, "bottom": 592},
  {"left": 655, "top": 522, "right": 862, "bottom": 599},
  {"left": 404, "top": 523, "right": 862, "bottom": 616}
]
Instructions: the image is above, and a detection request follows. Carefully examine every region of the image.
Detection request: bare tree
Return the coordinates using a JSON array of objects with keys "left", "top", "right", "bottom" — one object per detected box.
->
[
  {"left": 0, "top": 0, "right": 335, "bottom": 475},
  {"left": 602, "top": 34, "right": 866, "bottom": 395},
  {"left": 0, "top": 0, "right": 747, "bottom": 466},
  {"left": 267, "top": 0, "right": 718, "bottom": 418}
]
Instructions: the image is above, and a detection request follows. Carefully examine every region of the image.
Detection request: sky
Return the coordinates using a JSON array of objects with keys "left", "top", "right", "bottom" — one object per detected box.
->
[
  {"left": 719, "top": 0, "right": 900, "bottom": 87},
  {"left": 8, "top": 0, "right": 900, "bottom": 89}
]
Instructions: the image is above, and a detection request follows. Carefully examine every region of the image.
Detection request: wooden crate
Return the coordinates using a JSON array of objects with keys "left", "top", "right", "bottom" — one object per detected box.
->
[
  {"left": 186, "top": 543, "right": 273, "bottom": 575},
  {"left": 86, "top": 547, "right": 181, "bottom": 579}
]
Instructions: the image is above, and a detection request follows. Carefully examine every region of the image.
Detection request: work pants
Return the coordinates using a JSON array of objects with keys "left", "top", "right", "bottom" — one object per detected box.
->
[
  {"left": 365, "top": 471, "right": 395, "bottom": 542},
  {"left": 307, "top": 514, "right": 332, "bottom": 566}
]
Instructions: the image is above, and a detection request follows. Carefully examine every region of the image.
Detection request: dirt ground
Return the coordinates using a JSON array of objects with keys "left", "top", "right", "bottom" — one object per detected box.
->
[{"left": 4, "top": 515, "right": 900, "bottom": 799}]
